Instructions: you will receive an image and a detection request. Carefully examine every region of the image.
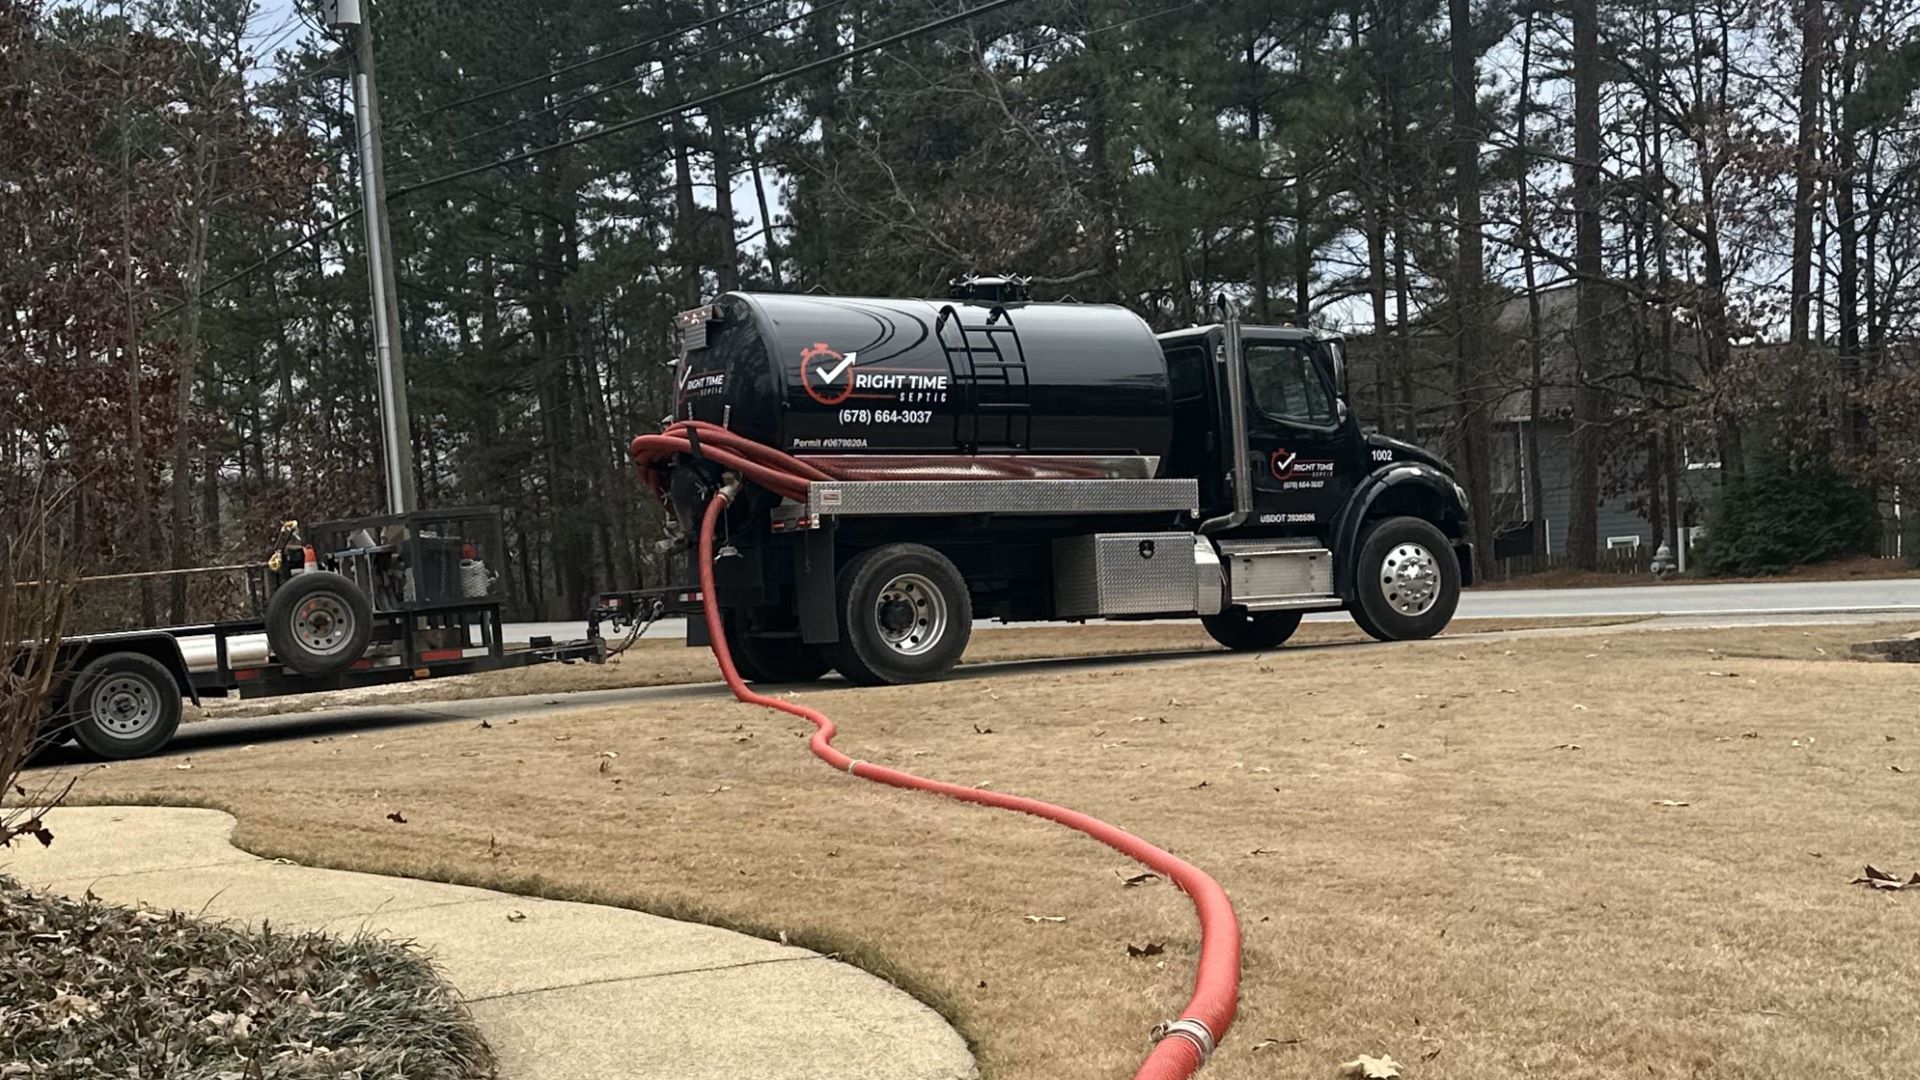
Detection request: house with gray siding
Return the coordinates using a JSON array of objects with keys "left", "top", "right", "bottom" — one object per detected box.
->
[{"left": 1341, "top": 284, "right": 1719, "bottom": 564}]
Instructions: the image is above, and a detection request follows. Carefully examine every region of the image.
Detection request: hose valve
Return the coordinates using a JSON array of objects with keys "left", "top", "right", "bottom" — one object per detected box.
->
[{"left": 1150, "top": 1018, "right": 1216, "bottom": 1066}]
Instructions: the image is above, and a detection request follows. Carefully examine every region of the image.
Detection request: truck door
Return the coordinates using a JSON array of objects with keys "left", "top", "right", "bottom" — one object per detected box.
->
[{"left": 1239, "top": 337, "right": 1359, "bottom": 534}]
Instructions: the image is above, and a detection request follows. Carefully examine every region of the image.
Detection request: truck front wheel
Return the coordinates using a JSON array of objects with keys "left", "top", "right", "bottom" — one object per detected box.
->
[
  {"left": 830, "top": 544, "right": 972, "bottom": 685},
  {"left": 63, "top": 651, "right": 183, "bottom": 760},
  {"left": 1201, "top": 608, "right": 1303, "bottom": 651},
  {"left": 1350, "top": 516, "right": 1461, "bottom": 642}
]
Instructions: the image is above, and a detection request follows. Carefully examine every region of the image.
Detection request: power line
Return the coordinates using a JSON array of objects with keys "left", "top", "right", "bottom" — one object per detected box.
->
[
  {"left": 393, "top": 0, "right": 1028, "bottom": 200},
  {"left": 393, "top": 0, "right": 788, "bottom": 129},
  {"left": 423, "top": 0, "right": 850, "bottom": 165},
  {"left": 156, "top": 214, "right": 360, "bottom": 322},
  {"left": 181, "top": 0, "right": 1030, "bottom": 310}
]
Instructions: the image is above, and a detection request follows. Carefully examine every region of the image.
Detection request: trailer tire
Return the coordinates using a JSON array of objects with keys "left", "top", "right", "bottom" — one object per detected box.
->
[
  {"left": 265, "top": 571, "right": 373, "bottom": 676},
  {"left": 1350, "top": 516, "right": 1460, "bottom": 642},
  {"left": 64, "top": 651, "right": 182, "bottom": 760},
  {"left": 1201, "top": 607, "right": 1303, "bottom": 651},
  {"left": 829, "top": 544, "right": 972, "bottom": 686},
  {"left": 725, "top": 615, "right": 832, "bottom": 684}
]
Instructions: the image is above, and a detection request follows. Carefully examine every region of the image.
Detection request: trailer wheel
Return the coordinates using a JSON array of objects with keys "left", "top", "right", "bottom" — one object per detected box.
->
[
  {"left": 830, "top": 544, "right": 972, "bottom": 686},
  {"left": 724, "top": 615, "right": 831, "bottom": 684},
  {"left": 1201, "top": 607, "right": 1303, "bottom": 651},
  {"left": 265, "top": 571, "right": 373, "bottom": 676},
  {"left": 1350, "top": 516, "right": 1460, "bottom": 642},
  {"left": 64, "top": 651, "right": 182, "bottom": 760}
]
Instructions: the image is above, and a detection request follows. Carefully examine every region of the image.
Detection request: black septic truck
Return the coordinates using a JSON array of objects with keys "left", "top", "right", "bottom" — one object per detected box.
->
[{"left": 638, "top": 279, "right": 1473, "bottom": 685}]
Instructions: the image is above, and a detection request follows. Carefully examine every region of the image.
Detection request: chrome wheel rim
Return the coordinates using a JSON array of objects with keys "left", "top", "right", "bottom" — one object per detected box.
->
[
  {"left": 1380, "top": 542, "right": 1441, "bottom": 617},
  {"left": 873, "top": 573, "right": 947, "bottom": 657},
  {"left": 90, "top": 673, "right": 162, "bottom": 740},
  {"left": 293, "top": 592, "right": 355, "bottom": 656}
]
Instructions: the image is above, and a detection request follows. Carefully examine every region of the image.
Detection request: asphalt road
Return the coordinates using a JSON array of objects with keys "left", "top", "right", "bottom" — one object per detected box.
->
[
  {"left": 42, "top": 600, "right": 1913, "bottom": 767},
  {"left": 503, "top": 577, "right": 1920, "bottom": 644},
  {"left": 1454, "top": 577, "right": 1920, "bottom": 618}
]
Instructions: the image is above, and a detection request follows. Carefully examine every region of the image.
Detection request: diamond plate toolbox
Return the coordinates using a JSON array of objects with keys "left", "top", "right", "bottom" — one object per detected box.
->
[{"left": 1052, "top": 532, "right": 1201, "bottom": 618}]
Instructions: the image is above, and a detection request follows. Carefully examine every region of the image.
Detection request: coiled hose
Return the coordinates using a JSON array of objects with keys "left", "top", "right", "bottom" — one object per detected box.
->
[{"left": 633, "top": 422, "right": 1241, "bottom": 1078}]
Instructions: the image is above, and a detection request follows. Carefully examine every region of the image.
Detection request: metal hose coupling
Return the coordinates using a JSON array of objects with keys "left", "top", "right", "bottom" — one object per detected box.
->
[{"left": 1150, "top": 1018, "right": 1217, "bottom": 1065}]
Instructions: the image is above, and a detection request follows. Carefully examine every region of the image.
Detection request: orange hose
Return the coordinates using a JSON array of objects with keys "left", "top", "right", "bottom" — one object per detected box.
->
[{"left": 691, "top": 483, "right": 1241, "bottom": 1077}]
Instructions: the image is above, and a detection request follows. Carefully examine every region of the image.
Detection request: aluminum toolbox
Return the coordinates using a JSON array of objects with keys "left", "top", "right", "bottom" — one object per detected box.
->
[{"left": 1053, "top": 532, "right": 1209, "bottom": 618}]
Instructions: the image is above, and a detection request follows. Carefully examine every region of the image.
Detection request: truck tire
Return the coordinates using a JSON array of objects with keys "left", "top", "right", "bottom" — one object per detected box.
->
[
  {"left": 265, "top": 571, "right": 373, "bottom": 676},
  {"left": 1349, "top": 516, "right": 1460, "bottom": 642},
  {"left": 829, "top": 544, "right": 972, "bottom": 686},
  {"left": 1201, "top": 607, "right": 1303, "bottom": 651},
  {"left": 64, "top": 651, "right": 182, "bottom": 760},
  {"left": 724, "top": 614, "right": 832, "bottom": 684}
]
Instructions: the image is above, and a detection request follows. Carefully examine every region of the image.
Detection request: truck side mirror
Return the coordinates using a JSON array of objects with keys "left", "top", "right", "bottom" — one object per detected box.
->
[{"left": 1325, "top": 338, "right": 1348, "bottom": 398}]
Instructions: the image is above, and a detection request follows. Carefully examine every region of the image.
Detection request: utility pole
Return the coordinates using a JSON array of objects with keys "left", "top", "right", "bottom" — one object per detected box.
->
[{"left": 323, "top": 0, "right": 415, "bottom": 514}]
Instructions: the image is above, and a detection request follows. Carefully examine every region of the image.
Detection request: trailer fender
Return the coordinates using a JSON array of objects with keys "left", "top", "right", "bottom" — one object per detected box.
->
[
  {"left": 1332, "top": 464, "right": 1473, "bottom": 599},
  {"left": 60, "top": 634, "right": 199, "bottom": 707}
]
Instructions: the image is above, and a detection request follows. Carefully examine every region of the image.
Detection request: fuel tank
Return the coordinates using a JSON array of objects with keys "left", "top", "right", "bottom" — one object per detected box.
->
[{"left": 674, "top": 292, "right": 1173, "bottom": 474}]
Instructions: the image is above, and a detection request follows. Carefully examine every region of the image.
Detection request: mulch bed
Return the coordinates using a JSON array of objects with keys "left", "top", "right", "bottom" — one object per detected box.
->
[{"left": 0, "top": 875, "right": 492, "bottom": 1079}]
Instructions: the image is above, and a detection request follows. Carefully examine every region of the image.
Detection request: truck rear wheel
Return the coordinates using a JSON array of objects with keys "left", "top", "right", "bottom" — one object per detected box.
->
[
  {"left": 829, "top": 544, "right": 972, "bottom": 686},
  {"left": 64, "top": 651, "right": 182, "bottom": 760},
  {"left": 1201, "top": 607, "right": 1303, "bottom": 651},
  {"left": 1350, "top": 516, "right": 1460, "bottom": 642},
  {"left": 265, "top": 571, "right": 373, "bottom": 676},
  {"left": 724, "top": 614, "right": 832, "bottom": 684}
]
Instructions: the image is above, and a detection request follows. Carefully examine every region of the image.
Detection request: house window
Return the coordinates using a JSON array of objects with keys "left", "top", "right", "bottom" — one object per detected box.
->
[
  {"left": 1606, "top": 535, "right": 1640, "bottom": 550},
  {"left": 1245, "top": 345, "right": 1337, "bottom": 427},
  {"left": 1682, "top": 441, "right": 1721, "bottom": 471}
]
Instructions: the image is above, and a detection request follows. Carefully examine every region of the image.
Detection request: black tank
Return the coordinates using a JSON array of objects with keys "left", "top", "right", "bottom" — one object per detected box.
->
[{"left": 675, "top": 292, "right": 1173, "bottom": 469}]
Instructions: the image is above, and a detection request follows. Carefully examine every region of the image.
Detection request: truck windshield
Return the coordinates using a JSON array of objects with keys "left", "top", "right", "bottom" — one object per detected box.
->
[{"left": 1245, "top": 344, "right": 1336, "bottom": 426}]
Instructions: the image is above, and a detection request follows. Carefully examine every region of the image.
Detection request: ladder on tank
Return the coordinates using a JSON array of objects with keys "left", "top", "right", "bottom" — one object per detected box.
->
[{"left": 936, "top": 303, "right": 1031, "bottom": 451}]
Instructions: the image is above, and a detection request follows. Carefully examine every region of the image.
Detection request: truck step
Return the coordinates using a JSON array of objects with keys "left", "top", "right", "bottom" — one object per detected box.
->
[{"left": 1217, "top": 541, "right": 1336, "bottom": 610}]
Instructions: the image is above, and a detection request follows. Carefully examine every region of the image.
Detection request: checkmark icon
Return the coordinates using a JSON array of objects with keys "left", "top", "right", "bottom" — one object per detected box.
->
[{"left": 815, "top": 352, "right": 856, "bottom": 384}]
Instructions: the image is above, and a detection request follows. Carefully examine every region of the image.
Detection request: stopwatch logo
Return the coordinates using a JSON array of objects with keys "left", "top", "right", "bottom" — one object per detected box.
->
[{"left": 801, "top": 342, "right": 857, "bottom": 405}]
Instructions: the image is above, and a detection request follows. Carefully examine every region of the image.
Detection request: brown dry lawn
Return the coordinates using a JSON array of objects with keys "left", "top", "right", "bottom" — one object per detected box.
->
[{"left": 34, "top": 621, "right": 1920, "bottom": 1080}]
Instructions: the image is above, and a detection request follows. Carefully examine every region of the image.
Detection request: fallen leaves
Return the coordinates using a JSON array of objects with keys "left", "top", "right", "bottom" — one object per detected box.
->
[
  {"left": 1652, "top": 799, "right": 1690, "bottom": 808},
  {"left": 1022, "top": 914, "right": 1067, "bottom": 924},
  {"left": 1339, "top": 1053, "right": 1402, "bottom": 1078},
  {"left": 1553, "top": 743, "right": 1583, "bottom": 751},
  {"left": 505, "top": 910, "right": 527, "bottom": 922},
  {"left": 1852, "top": 865, "right": 1920, "bottom": 891},
  {"left": 44, "top": 991, "right": 100, "bottom": 1029},
  {"left": 1125, "top": 941, "right": 1164, "bottom": 958},
  {"left": 1120, "top": 871, "right": 1160, "bottom": 888},
  {"left": 385, "top": 811, "right": 408, "bottom": 824}
]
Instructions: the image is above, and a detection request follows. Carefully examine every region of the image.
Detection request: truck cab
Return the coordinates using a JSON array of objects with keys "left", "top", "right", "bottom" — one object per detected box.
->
[{"left": 1157, "top": 320, "right": 1473, "bottom": 646}]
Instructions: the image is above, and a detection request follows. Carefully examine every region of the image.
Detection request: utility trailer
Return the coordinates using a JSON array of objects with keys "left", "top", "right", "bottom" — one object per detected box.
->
[
  {"left": 45, "top": 507, "right": 604, "bottom": 760},
  {"left": 637, "top": 281, "right": 1476, "bottom": 685}
]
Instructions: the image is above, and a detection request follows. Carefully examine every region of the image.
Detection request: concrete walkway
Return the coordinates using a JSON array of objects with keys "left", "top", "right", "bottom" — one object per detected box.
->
[{"left": 5, "top": 806, "right": 976, "bottom": 1080}]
